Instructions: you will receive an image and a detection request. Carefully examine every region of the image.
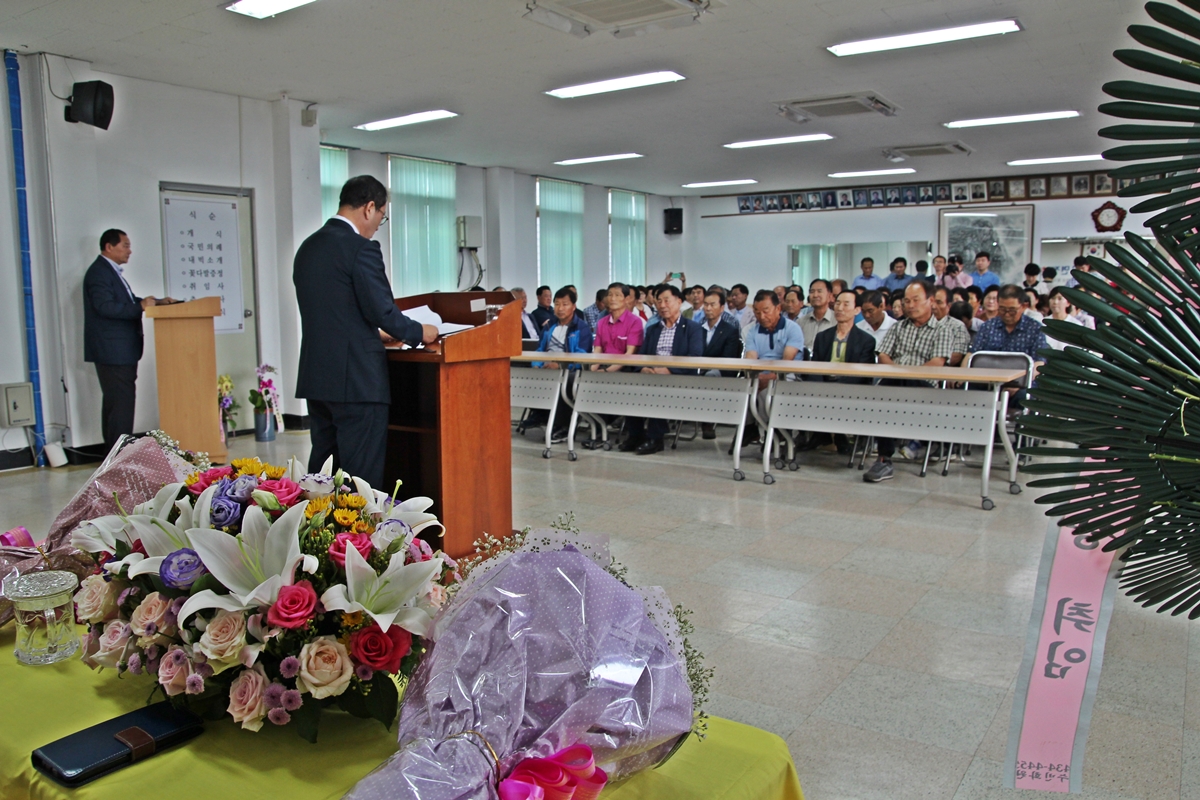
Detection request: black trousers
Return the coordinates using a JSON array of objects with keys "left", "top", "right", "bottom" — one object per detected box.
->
[
  {"left": 95, "top": 363, "right": 137, "bottom": 451},
  {"left": 625, "top": 417, "right": 668, "bottom": 441},
  {"left": 307, "top": 400, "right": 389, "bottom": 489}
]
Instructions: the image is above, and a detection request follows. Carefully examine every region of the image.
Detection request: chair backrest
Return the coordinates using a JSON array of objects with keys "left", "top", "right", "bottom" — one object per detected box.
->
[{"left": 967, "top": 350, "right": 1034, "bottom": 388}]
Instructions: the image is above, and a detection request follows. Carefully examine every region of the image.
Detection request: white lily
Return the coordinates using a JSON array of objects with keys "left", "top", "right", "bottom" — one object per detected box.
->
[
  {"left": 384, "top": 496, "right": 445, "bottom": 538},
  {"left": 69, "top": 483, "right": 192, "bottom": 576},
  {"left": 132, "top": 482, "right": 186, "bottom": 518},
  {"left": 176, "top": 500, "right": 309, "bottom": 625},
  {"left": 320, "top": 545, "right": 442, "bottom": 636}
]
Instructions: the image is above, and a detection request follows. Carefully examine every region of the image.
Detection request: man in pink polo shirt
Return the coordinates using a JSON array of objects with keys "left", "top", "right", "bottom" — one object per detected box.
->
[{"left": 591, "top": 282, "right": 644, "bottom": 371}]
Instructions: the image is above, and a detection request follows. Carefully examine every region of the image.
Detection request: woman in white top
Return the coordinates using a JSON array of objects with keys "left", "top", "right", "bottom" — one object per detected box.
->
[{"left": 1043, "top": 287, "right": 1086, "bottom": 350}]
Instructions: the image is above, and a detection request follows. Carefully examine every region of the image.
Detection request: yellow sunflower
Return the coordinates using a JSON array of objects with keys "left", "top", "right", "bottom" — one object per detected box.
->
[
  {"left": 333, "top": 508, "right": 359, "bottom": 527},
  {"left": 352, "top": 520, "right": 374, "bottom": 535},
  {"left": 335, "top": 493, "right": 367, "bottom": 510},
  {"left": 231, "top": 457, "right": 264, "bottom": 477},
  {"left": 305, "top": 495, "right": 333, "bottom": 519},
  {"left": 262, "top": 463, "right": 287, "bottom": 480}
]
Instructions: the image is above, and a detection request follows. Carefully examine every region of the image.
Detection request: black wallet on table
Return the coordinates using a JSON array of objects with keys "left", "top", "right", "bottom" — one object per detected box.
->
[{"left": 32, "top": 701, "right": 204, "bottom": 787}]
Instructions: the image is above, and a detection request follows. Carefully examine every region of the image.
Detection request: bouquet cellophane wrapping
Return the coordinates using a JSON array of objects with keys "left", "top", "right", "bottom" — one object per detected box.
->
[
  {"left": 0, "top": 437, "right": 188, "bottom": 626},
  {"left": 346, "top": 537, "right": 693, "bottom": 800}
]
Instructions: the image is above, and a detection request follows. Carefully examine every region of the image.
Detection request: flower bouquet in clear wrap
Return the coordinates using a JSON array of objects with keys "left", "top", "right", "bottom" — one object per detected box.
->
[
  {"left": 346, "top": 518, "right": 711, "bottom": 800},
  {"left": 67, "top": 454, "right": 461, "bottom": 741}
]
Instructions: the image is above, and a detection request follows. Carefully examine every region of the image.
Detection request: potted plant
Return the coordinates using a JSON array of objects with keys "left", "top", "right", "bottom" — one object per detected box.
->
[
  {"left": 248, "top": 364, "right": 283, "bottom": 442},
  {"left": 217, "top": 374, "right": 239, "bottom": 439}
]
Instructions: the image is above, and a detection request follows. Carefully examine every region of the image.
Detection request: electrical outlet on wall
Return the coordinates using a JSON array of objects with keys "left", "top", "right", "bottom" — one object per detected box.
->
[{"left": 2, "top": 383, "right": 35, "bottom": 427}]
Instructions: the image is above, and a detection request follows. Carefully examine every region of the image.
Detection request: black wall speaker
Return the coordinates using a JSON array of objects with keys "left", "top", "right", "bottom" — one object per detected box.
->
[
  {"left": 64, "top": 81, "right": 114, "bottom": 130},
  {"left": 663, "top": 207, "right": 683, "bottom": 235}
]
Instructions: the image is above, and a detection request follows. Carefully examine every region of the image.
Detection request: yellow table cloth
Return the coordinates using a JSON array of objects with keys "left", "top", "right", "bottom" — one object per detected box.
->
[{"left": 0, "top": 627, "right": 802, "bottom": 800}]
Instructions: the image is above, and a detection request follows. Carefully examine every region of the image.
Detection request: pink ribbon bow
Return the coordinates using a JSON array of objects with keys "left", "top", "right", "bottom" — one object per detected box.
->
[
  {"left": 498, "top": 744, "right": 608, "bottom": 800},
  {"left": 1, "top": 526, "right": 34, "bottom": 548}
]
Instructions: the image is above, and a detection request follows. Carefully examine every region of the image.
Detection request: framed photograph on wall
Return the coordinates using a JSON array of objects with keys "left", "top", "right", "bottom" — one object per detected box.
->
[
  {"left": 919, "top": 185, "right": 935, "bottom": 204},
  {"left": 901, "top": 186, "right": 919, "bottom": 205},
  {"left": 779, "top": 193, "right": 793, "bottom": 211},
  {"left": 822, "top": 191, "right": 837, "bottom": 209},
  {"left": 1029, "top": 177, "right": 1047, "bottom": 198},
  {"left": 1071, "top": 174, "right": 1091, "bottom": 195},
  {"left": 869, "top": 188, "right": 886, "bottom": 207},
  {"left": 939, "top": 204, "right": 1035, "bottom": 284},
  {"left": 952, "top": 183, "right": 969, "bottom": 202},
  {"left": 885, "top": 186, "right": 902, "bottom": 205},
  {"left": 792, "top": 193, "right": 807, "bottom": 210},
  {"left": 837, "top": 190, "right": 853, "bottom": 208},
  {"left": 988, "top": 180, "right": 1006, "bottom": 200},
  {"left": 1008, "top": 179, "right": 1027, "bottom": 199},
  {"left": 969, "top": 181, "right": 987, "bottom": 201},
  {"left": 853, "top": 189, "right": 869, "bottom": 208},
  {"left": 737, "top": 196, "right": 753, "bottom": 214},
  {"left": 1050, "top": 176, "right": 1069, "bottom": 196},
  {"left": 935, "top": 184, "right": 952, "bottom": 203},
  {"left": 807, "top": 191, "right": 824, "bottom": 210},
  {"left": 1093, "top": 175, "right": 1114, "bottom": 194},
  {"left": 766, "top": 195, "right": 780, "bottom": 211},
  {"left": 751, "top": 195, "right": 765, "bottom": 212}
]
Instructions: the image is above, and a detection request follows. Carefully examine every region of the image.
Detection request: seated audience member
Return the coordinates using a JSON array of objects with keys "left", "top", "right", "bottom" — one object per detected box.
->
[
  {"left": 582, "top": 288, "right": 608, "bottom": 332},
  {"left": 914, "top": 260, "right": 932, "bottom": 285},
  {"left": 682, "top": 284, "right": 706, "bottom": 320},
  {"left": 783, "top": 288, "right": 805, "bottom": 322},
  {"left": 1023, "top": 289, "right": 1044, "bottom": 322},
  {"left": 530, "top": 287, "right": 594, "bottom": 440},
  {"left": 977, "top": 285, "right": 1000, "bottom": 323},
  {"left": 743, "top": 289, "right": 805, "bottom": 438},
  {"left": 709, "top": 284, "right": 742, "bottom": 327},
  {"left": 884, "top": 257, "right": 913, "bottom": 293},
  {"left": 530, "top": 284, "right": 555, "bottom": 331},
  {"left": 591, "top": 283, "right": 643, "bottom": 369},
  {"left": 930, "top": 254, "right": 948, "bottom": 285},
  {"left": 803, "top": 290, "right": 877, "bottom": 453},
  {"left": 890, "top": 293, "right": 906, "bottom": 319},
  {"left": 856, "top": 290, "right": 896, "bottom": 345},
  {"left": 697, "top": 288, "right": 743, "bottom": 439},
  {"left": 948, "top": 301, "right": 976, "bottom": 341},
  {"left": 728, "top": 283, "right": 755, "bottom": 329},
  {"left": 968, "top": 284, "right": 1048, "bottom": 404},
  {"left": 632, "top": 286, "right": 651, "bottom": 321},
  {"left": 1022, "top": 263, "right": 1043, "bottom": 292},
  {"left": 1066, "top": 255, "right": 1091, "bottom": 289},
  {"left": 1044, "top": 286, "right": 1086, "bottom": 351},
  {"left": 852, "top": 257, "right": 884, "bottom": 291},
  {"left": 830, "top": 278, "right": 849, "bottom": 296},
  {"left": 865, "top": 281, "right": 956, "bottom": 483},
  {"left": 800, "top": 279, "right": 836, "bottom": 346},
  {"left": 774, "top": 285, "right": 788, "bottom": 303},
  {"left": 511, "top": 287, "right": 540, "bottom": 340},
  {"left": 619, "top": 285, "right": 705, "bottom": 455},
  {"left": 932, "top": 286, "right": 971, "bottom": 366}
]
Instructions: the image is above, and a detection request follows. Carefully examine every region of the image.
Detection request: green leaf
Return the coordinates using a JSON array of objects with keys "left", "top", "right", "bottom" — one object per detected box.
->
[
  {"left": 292, "top": 696, "right": 321, "bottom": 743},
  {"left": 367, "top": 673, "right": 399, "bottom": 731},
  {"left": 335, "top": 684, "right": 375, "bottom": 720}
]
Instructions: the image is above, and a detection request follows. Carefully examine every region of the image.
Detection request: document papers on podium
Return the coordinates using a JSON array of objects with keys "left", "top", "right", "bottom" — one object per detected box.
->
[{"left": 403, "top": 304, "right": 475, "bottom": 336}]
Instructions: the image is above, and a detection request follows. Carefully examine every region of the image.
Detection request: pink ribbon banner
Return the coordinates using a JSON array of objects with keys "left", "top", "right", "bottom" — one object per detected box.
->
[{"left": 1004, "top": 520, "right": 1121, "bottom": 792}]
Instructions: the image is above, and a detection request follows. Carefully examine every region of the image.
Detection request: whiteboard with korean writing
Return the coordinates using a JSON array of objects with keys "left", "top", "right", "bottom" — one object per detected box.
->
[{"left": 161, "top": 195, "right": 243, "bottom": 333}]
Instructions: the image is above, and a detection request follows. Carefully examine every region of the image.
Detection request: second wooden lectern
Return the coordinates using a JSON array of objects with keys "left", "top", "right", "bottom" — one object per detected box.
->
[
  {"left": 145, "top": 296, "right": 225, "bottom": 462},
  {"left": 384, "top": 292, "right": 521, "bottom": 558}
]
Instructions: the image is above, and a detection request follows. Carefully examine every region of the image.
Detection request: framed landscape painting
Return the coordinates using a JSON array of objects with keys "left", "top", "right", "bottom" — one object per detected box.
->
[{"left": 938, "top": 204, "right": 1034, "bottom": 284}]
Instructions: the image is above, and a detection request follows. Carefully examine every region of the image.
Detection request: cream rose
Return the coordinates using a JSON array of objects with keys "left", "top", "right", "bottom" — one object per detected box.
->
[
  {"left": 74, "top": 575, "right": 120, "bottom": 624},
  {"left": 89, "top": 619, "right": 131, "bottom": 669},
  {"left": 129, "top": 592, "right": 175, "bottom": 641},
  {"left": 227, "top": 664, "right": 268, "bottom": 731},
  {"left": 157, "top": 646, "right": 193, "bottom": 696},
  {"left": 195, "top": 609, "right": 247, "bottom": 674},
  {"left": 296, "top": 636, "right": 353, "bottom": 699}
]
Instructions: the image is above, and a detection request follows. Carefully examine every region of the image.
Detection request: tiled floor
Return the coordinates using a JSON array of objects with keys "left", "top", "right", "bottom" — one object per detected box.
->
[{"left": 2, "top": 427, "right": 1196, "bottom": 799}]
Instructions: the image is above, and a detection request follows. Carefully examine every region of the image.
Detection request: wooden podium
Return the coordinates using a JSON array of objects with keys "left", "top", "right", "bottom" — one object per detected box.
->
[
  {"left": 384, "top": 292, "right": 521, "bottom": 558},
  {"left": 145, "top": 296, "right": 226, "bottom": 462}
]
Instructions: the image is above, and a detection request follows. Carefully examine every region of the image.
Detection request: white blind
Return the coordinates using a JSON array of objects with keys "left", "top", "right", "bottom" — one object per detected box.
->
[
  {"left": 388, "top": 155, "right": 457, "bottom": 296},
  {"left": 609, "top": 189, "right": 646, "bottom": 285},
  {"left": 319, "top": 146, "right": 349, "bottom": 221},
  {"left": 537, "top": 178, "right": 584, "bottom": 290}
]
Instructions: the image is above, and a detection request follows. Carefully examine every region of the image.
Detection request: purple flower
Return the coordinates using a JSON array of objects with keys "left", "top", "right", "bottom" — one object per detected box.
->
[
  {"left": 161, "top": 548, "right": 207, "bottom": 590},
  {"left": 144, "top": 644, "right": 160, "bottom": 662},
  {"left": 224, "top": 474, "right": 259, "bottom": 503},
  {"left": 194, "top": 662, "right": 214, "bottom": 679},
  {"left": 281, "top": 689, "right": 302, "bottom": 711},
  {"left": 186, "top": 674, "right": 204, "bottom": 694},
  {"left": 355, "top": 664, "right": 374, "bottom": 682},
  {"left": 117, "top": 586, "right": 140, "bottom": 606},
  {"left": 267, "top": 708, "right": 291, "bottom": 726},
  {"left": 165, "top": 596, "right": 186, "bottom": 629},
  {"left": 146, "top": 656, "right": 160, "bottom": 674},
  {"left": 143, "top": 621, "right": 157, "bottom": 636},
  {"left": 279, "top": 656, "right": 300, "bottom": 679},
  {"left": 127, "top": 653, "right": 143, "bottom": 675},
  {"left": 209, "top": 495, "right": 243, "bottom": 529},
  {"left": 264, "top": 683, "right": 285, "bottom": 709},
  {"left": 169, "top": 648, "right": 187, "bottom": 667}
]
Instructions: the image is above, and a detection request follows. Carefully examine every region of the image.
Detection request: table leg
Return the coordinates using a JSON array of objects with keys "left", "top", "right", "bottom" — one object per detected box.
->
[
  {"left": 979, "top": 386, "right": 999, "bottom": 510},
  {"left": 760, "top": 378, "right": 777, "bottom": 485},
  {"left": 996, "top": 390, "right": 1021, "bottom": 494},
  {"left": 731, "top": 376, "right": 752, "bottom": 480},
  {"left": 564, "top": 370, "right": 580, "bottom": 462},
  {"left": 541, "top": 368, "right": 565, "bottom": 459}
]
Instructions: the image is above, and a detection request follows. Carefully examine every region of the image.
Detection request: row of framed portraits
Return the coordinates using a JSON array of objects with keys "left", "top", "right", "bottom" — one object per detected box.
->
[{"left": 734, "top": 170, "right": 1120, "bottom": 214}]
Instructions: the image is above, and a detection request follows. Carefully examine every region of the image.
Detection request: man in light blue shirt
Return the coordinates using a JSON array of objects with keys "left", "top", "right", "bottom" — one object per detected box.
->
[
  {"left": 972, "top": 251, "right": 1001, "bottom": 292},
  {"left": 851, "top": 257, "right": 884, "bottom": 291},
  {"left": 743, "top": 289, "right": 805, "bottom": 435},
  {"left": 883, "top": 257, "right": 913, "bottom": 293}
]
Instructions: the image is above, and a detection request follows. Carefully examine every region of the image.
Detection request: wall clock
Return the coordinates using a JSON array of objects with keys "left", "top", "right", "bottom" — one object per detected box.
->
[{"left": 1091, "top": 200, "right": 1126, "bottom": 233}]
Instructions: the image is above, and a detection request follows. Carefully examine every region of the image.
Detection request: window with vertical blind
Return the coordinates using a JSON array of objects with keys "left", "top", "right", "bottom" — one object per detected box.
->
[
  {"left": 536, "top": 178, "right": 584, "bottom": 291},
  {"left": 608, "top": 189, "right": 646, "bottom": 285},
  {"left": 319, "top": 146, "right": 349, "bottom": 222},
  {"left": 388, "top": 155, "right": 457, "bottom": 296}
]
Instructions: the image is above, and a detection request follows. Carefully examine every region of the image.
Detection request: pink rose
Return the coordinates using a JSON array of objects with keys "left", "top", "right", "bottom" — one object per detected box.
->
[
  {"left": 195, "top": 609, "right": 247, "bottom": 674},
  {"left": 88, "top": 619, "right": 131, "bottom": 669},
  {"left": 157, "top": 646, "right": 193, "bottom": 696},
  {"left": 129, "top": 591, "right": 175, "bottom": 641},
  {"left": 296, "top": 636, "right": 353, "bottom": 699},
  {"left": 74, "top": 574, "right": 120, "bottom": 624},
  {"left": 187, "top": 466, "right": 234, "bottom": 495},
  {"left": 328, "top": 533, "right": 373, "bottom": 569},
  {"left": 258, "top": 478, "right": 303, "bottom": 508},
  {"left": 227, "top": 664, "right": 269, "bottom": 731},
  {"left": 267, "top": 581, "right": 318, "bottom": 629}
]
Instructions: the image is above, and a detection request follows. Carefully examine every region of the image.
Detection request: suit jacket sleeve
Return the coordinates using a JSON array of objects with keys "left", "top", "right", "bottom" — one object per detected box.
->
[
  {"left": 351, "top": 240, "right": 424, "bottom": 344},
  {"left": 719, "top": 325, "right": 742, "bottom": 360},
  {"left": 86, "top": 265, "right": 143, "bottom": 321},
  {"left": 851, "top": 327, "right": 877, "bottom": 364},
  {"left": 667, "top": 320, "right": 704, "bottom": 374}
]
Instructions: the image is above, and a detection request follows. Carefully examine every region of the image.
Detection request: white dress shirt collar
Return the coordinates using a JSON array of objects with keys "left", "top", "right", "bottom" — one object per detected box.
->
[
  {"left": 334, "top": 215, "right": 361, "bottom": 235},
  {"left": 102, "top": 255, "right": 135, "bottom": 300}
]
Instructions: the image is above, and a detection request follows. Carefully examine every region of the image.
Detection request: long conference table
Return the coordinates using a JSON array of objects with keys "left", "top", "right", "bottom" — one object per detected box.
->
[{"left": 511, "top": 353, "right": 1027, "bottom": 511}]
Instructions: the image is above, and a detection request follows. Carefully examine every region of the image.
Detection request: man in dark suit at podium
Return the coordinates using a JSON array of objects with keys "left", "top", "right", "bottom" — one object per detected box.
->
[
  {"left": 83, "top": 229, "right": 163, "bottom": 450},
  {"left": 294, "top": 175, "right": 438, "bottom": 488}
]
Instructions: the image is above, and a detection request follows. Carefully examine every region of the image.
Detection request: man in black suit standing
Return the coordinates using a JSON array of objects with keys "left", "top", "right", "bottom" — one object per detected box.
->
[
  {"left": 619, "top": 284, "right": 705, "bottom": 455},
  {"left": 83, "top": 229, "right": 164, "bottom": 450},
  {"left": 294, "top": 176, "right": 438, "bottom": 488},
  {"left": 695, "top": 288, "right": 742, "bottom": 439}
]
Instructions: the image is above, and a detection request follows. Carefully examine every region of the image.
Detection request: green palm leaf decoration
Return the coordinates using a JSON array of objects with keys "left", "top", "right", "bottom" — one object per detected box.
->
[{"left": 1018, "top": 0, "right": 1200, "bottom": 617}]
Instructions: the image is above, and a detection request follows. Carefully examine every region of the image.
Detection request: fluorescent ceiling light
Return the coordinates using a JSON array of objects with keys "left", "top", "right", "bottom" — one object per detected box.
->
[
  {"left": 546, "top": 71, "right": 685, "bottom": 99},
  {"left": 945, "top": 110, "right": 1079, "bottom": 129},
  {"left": 827, "top": 168, "right": 916, "bottom": 179},
  {"left": 681, "top": 179, "right": 757, "bottom": 188},
  {"left": 828, "top": 19, "right": 1021, "bottom": 57},
  {"left": 354, "top": 110, "right": 458, "bottom": 131},
  {"left": 1007, "top": 154, "right": 1105, "bottom": 166},
  {"left": 945, "top": 213, "right": 998, "bottom": 217},
  {"left": 226, "top": 0, "right": 318, "bottom": 18},
  {"left": 723, "top": 133, "right": 834, "bottom": 149},
  {"left": 1042, "top": 239, "right": 1069, "bottom": 243},
  {"left": 554, "top": 153, "right": 643, "bottom": 165}
]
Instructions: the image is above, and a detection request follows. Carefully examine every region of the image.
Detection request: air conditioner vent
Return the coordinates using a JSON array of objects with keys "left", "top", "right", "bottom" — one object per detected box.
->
[
  {"left": 890, "top": 141, "right": 974, "bottom": 158},
  {"left": 537, "top": 0, "right": 719, "bottom": 29},
  {"left": 777, "top": 93, "right": 900, "bottom": 121}
]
